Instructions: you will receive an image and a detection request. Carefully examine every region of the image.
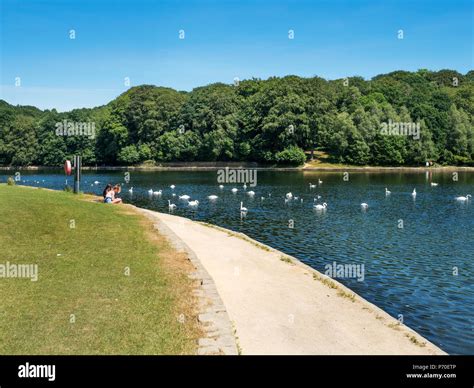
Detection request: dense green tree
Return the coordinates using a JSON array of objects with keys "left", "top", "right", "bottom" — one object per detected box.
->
[
  {"left": 0, "top": 69, "right": 472, "bottom": 167},
  {"left": 155, "top": 130, "right": 202, "bottom": 161},
  {"left": 118, "top": 145, "right": 140, "bottom": 164},
  {"left": 446, "top": 105, "right": 471, "bottom": 161},
  {"left": 0, "top": 115, "right": 38, "bottom": 165},
  {"left": 35, "top": 111, "right": 67, "bottom": 166},
  {"left": 95, "top": 115, "right": 129, "bottom": 164}
]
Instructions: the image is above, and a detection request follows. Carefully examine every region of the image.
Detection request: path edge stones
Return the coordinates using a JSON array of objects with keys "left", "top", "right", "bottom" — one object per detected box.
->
[{"left": 136, "top": 207, "right": 239, "bottom": 356}]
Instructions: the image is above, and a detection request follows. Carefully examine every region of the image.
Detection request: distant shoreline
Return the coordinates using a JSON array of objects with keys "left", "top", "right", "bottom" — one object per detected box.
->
[{"left": 1, "top": 163, "right": 474, "bottom": 172}]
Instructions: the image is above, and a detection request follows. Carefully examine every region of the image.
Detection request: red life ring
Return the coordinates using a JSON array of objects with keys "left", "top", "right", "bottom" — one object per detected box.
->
[{"left": 64, "top": 160, "right": 72, "bottom": 176}]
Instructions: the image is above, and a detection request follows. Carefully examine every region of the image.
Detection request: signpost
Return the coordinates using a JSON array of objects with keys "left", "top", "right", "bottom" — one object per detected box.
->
[{"left": 73, "top": 155, "right": 81, "bottom": 194}]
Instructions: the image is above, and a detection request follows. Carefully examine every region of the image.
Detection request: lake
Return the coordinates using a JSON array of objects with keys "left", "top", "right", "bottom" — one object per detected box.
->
[{"left": 2, "top": 169, "right": 473, "bottom": 354}]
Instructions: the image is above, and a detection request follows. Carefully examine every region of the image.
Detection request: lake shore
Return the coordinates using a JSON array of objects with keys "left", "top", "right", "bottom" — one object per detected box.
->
[
  {"left": 1, "top": 163, "right": 474, "bottom": 172},
  {"left": 2, "top": 183, "right": 450, "bottom": 354},
  {"left": 138, "top": 208, "right": 446, "bottom": 355}
]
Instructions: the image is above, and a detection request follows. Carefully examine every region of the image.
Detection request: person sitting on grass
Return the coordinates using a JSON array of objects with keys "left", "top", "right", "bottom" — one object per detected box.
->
[
  {"left": 103, "top": 184, "right": 112, "bottom": 200},
  {"left": 103, "top": 184, "right": 122, "bottom": 204},
  {"left": 112, "top": 184, "right": 123, "bottom": 203}
]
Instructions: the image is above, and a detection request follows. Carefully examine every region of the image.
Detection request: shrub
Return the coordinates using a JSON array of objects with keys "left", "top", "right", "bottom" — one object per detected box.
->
[
  {"left": 7, "top": 177, "right": 15, "bottom": 186},
  {"left": 275, "top": 146, "right": 307, "bottom": 166},
  {"left": 238, "top": 142, "right": 251, "bottom": 158},
  {"left": 452, "top": 154, "right": 472, "bottom": 166},
  {"left": 138, "top": 144, "right": 152, "bottom": 161},
  {"left": 117, "top": 145, "right": 140, "bottom": 165}
]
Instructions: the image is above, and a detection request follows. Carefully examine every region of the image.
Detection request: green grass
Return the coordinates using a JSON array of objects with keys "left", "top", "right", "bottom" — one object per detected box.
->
[
  {"left": 305, "top": 151, "right": 359, "bottom": 168},
  {"left": 280, "top": 256, "right": 294, "bottom": 265},
  {"left": 0, "top": 185, "right": 200, "bottom": 354},
  {"left": 406, "top": 334, "right": 426, "bottom": 347}
]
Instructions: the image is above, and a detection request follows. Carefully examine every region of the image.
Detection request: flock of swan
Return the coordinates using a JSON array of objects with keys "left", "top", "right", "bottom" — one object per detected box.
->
[
  {"left": 15, "top": 178, "right": 474, "bottom": 215},
  {"left": 142, "top": 183, "right": 256, "bottom": 213},
  {"left": 307, "top": 185, "right": 471, "bottom": 212},
  {"left": 126, "top": 180, "right": 471, "bottom": 215}
]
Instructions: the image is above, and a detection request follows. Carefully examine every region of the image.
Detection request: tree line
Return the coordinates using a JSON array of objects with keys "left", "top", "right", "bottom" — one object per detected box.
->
[{"left": 0, "top": 69, "right": 472, "bottom": 167}]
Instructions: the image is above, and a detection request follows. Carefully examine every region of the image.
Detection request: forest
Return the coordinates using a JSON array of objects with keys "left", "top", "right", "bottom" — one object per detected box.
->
[{"left": 0, "top": 69, "right": 472, "bottom": 167}]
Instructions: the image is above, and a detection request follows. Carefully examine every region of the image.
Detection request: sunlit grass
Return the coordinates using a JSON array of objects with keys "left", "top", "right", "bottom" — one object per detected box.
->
[{"left": 0, "top": 184, "right": 200, "bottom": 354}]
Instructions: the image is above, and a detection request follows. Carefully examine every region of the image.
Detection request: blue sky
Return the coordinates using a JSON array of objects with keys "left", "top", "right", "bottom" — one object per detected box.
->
[{"left": 0, "top": 0, "right": 472, "bottom": 111}]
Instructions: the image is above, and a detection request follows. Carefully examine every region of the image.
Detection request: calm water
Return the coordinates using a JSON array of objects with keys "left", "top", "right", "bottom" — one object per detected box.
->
[{"left": 2, "top": 169, "right": 473, "bottom": 354}]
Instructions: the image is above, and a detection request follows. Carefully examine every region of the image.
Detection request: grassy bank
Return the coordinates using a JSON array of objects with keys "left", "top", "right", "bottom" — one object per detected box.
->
[
  {"left": 303, "top": 151, "right": 474, "bottom": 170},
  {"left": 0, "top": 185, "right": 201, "bottom": 354},
  {"left": 1, "top": 150, "right": 474, "bottom": 172},
  {"left": 1, "top": 165, "right": 474, "bottom": 173}
]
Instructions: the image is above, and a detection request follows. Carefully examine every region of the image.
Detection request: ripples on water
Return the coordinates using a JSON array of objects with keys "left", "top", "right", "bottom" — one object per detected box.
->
[{"left": 3, "top": 169, "right": 473, "bottom": 354}]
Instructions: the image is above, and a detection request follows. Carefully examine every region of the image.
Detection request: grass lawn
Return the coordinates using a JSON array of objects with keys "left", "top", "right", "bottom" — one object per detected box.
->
[
  {"left": 0, "top": 184, "right": 201, "bottom": 354},
  {"left": 304, "top": 151, "right": 360, "bottom": 168}
]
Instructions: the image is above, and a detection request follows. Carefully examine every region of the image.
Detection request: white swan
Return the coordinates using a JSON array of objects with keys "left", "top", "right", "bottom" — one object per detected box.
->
[
  {"left": 148, "top": 189, "right": 153, "bottom": 195},
  {"left": 285, "top": 192, "right": 293, "bottom": 199},
  {"left": 168, "top": 200, "right": 176, "bottom": 210},
  {"left": 318, "top": 179, "right": 323, "bottom": 184},
  {"left": 309, "top": 183, "right": 316, "bottom": 189},
  {"left": 240, "top": 202, "right": 248, "bottom": 212},
  {"left": 170, "top": 185, "right": 176, "bottom": 189},
  {"left": 188, "top": 200, "right": 199, "bottom": 207},
  {"left": 208, "top": 195, "right": 218, "bottom": 200},
  {"left": 129, "top": 187, "right": 134, "bottom": 193},
  {"left": 314, "top": 203, "right": 327, "bottom": 210},
  {"left": 456, "top": 194, "right": 471, "bottom": 201},
  {"left": 94, "top": 181, "right": 100, "bottom": 185},
  {"left": 247, "top": 191, "right": 255, "bottom": 196},
  {"left": 231, "top": 188, "right": 238, "bottom": 193},
  {"left": 412, "top": 188, "right": 417, "bottom": 197},
  {"left": 385, "top": 188, "right": 391, "bottom": 195},
  {"left": 243, "top": 183, "right": 247, "bottom": 189},
  {"left": 361, "top": 203, "right": 368, "bottom": 209},
  {"left": 179, "top": 194, "right": 190, "bottom": 200},
  {"left": 153, "top": 190, "right": 162, "bottom": 196},
  {"left": 431, "top": 182, "right": 438, "bottom": 187},
  {"left": 219, "top": 185, "right": 224, "bottom": 189}
]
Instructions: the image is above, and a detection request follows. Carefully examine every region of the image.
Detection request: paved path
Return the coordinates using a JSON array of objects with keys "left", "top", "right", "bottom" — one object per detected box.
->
[{"left": 147, "top": 211, "right": 445, "bottom": 355}]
